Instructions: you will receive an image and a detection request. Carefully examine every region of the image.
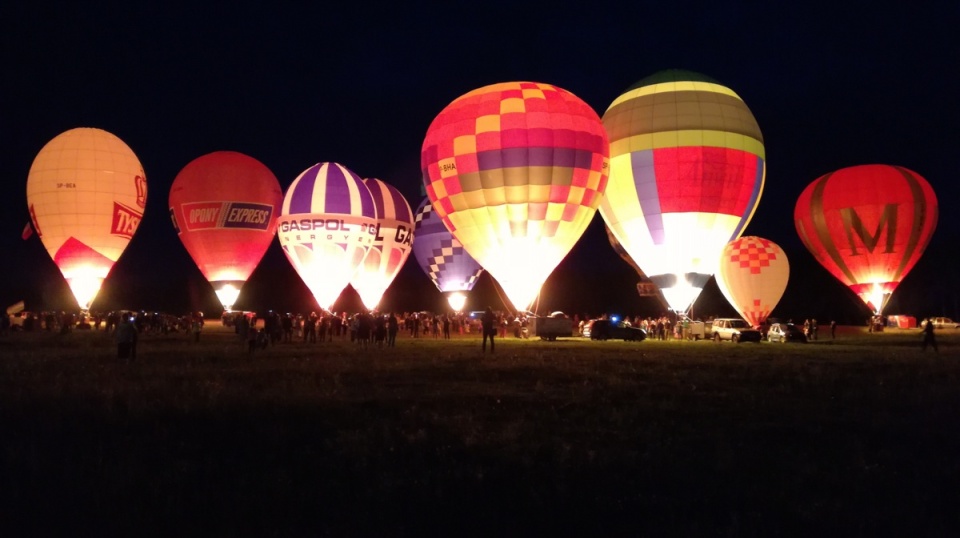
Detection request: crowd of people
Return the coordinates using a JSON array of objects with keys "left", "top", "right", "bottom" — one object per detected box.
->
[{"left": 4, "top": 307, "right": 950, "bottom": 358}]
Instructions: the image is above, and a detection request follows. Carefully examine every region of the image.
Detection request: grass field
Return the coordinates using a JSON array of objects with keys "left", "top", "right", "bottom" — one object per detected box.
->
[{"left": 2, "top": 324, "right": 958, "bottom": 536}]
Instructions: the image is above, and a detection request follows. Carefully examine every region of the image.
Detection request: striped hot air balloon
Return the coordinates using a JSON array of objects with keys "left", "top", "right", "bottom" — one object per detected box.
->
[
  {"left": 421, "top": 81, "right": 609, "bottom": 311},
  {"left": 349, "top": 178, "right": 415, "bottom": 311},
  {"left": 794, "top": 164, "right": 937, "bottom": 315},
  {"left": 26, "top": 127, "right": 147, "bottom": 310},
  {"left": 599, "top": 69, "right": 765, "bottom": 314},
  {"left": 412, "top": 197, "right": 484, "bottom": 312},
  {"left": 277, "top": 163, "right": 377, "bottom": 310}
]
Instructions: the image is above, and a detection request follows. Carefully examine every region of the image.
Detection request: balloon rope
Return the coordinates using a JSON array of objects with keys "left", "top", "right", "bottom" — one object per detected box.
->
[{"left": 490, "top": 278, "right": 513, "bottom": 313}]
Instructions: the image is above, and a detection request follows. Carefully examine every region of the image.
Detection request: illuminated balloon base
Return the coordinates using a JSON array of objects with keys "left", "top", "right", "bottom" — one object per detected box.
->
[
  {"left": 446, "top": 292, "right": 467, "bottom": 313},
  {"left": 851, "top": 282, "right": 895, "bottom": 316},
  {"left": 651, "top": 273, "right": 710, "bottom": 315},
  {"left": 67, "top": 275, "right": 105, "bottom": 311},
  {"left": 212, "top": 280, "right": 245, "bottom": 311}
]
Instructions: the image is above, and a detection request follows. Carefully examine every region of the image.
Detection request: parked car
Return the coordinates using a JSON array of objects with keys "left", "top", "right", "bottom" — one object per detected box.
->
[
  {"left": 710, "top": 318, "right": 762, "bottom": 343},
  {"left": 584, "top": 319, "right": 647, "bottom": 341},
  {"left": 766, "top": 323, "right": 807, "bottom": 343},
  {"left": 920, "top": 317, "right": 960, "bottom": 329}
]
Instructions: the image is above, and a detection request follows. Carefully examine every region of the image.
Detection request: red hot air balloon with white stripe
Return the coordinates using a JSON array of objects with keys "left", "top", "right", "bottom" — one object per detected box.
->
[
  {"left": 349, "top": 178, "right": 415, "bottom": 310},
  {"left": 715, "top": 236, "right": 789, "bottom": 328},
  {"left": 277, "top": 163, "right": 377, "bottom": 310}
]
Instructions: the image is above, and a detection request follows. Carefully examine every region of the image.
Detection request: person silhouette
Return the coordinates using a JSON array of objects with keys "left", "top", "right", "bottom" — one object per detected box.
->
[{"left": 481, "top": 307, "right": 497, "bottom": 353}]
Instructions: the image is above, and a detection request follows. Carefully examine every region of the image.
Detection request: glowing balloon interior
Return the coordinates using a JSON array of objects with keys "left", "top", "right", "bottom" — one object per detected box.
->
[
  {"left": 715, "top": 236, "right": 789, "bottom": 327},
  {"left": 599, "top": 70, "right": 765, "bottom": 313},
  {"left": 169, "top": 151, "right": 283, "bottom": 310},
  {"left": 26, "top": 127, "right": 147, "bottom": 309},
  {"left": 794, "top": 164, "right": 937, "bottom": 314},
  {"left": 412, "top": 197, "right": 484, "bottom": 307},
  {"left": 277, "top": 163, "right": 377, "bottom": 310},
  {"left": 349, "top": 178, "right": 415, "bottom": 310},
  {"left": 421, "top": 81, "right": 609, "bottom": 311}
]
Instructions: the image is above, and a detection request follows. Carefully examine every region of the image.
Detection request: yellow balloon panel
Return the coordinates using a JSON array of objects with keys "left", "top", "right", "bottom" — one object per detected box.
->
[{"left": 26, "top": 128, "right": 147, "bottom": 309}]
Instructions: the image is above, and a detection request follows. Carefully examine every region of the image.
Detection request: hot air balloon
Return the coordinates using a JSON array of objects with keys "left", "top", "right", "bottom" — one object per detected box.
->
[
  {"left": 421, "top": 81, "right": 609, "bottom": 311},
  {"left": 349, "top": 178, "right": 415, "bottom": 311},
  {"left": 715, "top": 236, "right": 789, "bottom": 328},
  {"left": 412, "top": 197, "right": 485, "bottom": 312},
  {"left": 794, "top": 164, "right": 937, "bottom": 315},
  {"left": 277, "top": 162, "right": 377, "bottom": 310},
  {"left": 599, "top": 69, "right": 765, "bottom": 314},
  {"left": 26, "top": 127, "right": 147, "bottom": 310},
  {"left": 169, "top": 151, "right": 282, "bottom": 311}
]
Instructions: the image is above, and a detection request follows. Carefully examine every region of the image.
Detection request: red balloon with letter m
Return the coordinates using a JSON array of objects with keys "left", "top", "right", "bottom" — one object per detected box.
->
[{"left": 794, "top": 164, "right": 938, "bottom": 315}]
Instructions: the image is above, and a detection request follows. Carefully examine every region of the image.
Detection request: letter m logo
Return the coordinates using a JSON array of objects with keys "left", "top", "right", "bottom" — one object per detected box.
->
[{"left": 840, "top": 203, "right": 897, "bottom": 255}]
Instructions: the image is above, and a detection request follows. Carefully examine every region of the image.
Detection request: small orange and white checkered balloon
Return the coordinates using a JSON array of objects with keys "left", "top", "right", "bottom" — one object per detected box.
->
[{"left": 715, "top": 236, "right": 789, "bottom": 327}]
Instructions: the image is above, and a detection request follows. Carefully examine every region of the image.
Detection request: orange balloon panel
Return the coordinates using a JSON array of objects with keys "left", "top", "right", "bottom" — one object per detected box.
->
[
  {"left": 169, "top": 151, "right": 282, "bottom": 308},
  {"left": 421, "top": 81, "right": 609, "bottom": 310},
  {"left": 794, "top": 164, "right": 938, "bottom": 314},
  {"left": 26, "top": 127, "right": 147, "bottom": 309},
  {"left": 715, "top": 236, "right": 789, "bottom": 327}
]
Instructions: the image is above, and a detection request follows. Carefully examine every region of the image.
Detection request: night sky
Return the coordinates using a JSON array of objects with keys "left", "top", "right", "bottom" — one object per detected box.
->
[{"left": 3, "top": 2, "right": 958, "bottom": 323}]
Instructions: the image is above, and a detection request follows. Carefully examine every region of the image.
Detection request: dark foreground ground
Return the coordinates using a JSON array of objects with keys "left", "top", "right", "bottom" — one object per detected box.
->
[{"left": 1, "top": 324, "right": 958, "bottom": 536}]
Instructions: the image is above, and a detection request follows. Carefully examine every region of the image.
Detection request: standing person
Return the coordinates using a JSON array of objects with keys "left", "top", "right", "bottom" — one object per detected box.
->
[
  {"left": 830, "top": 320, "right": 837, "bottom": 339},
  {"left": 374, "top": 314, "right": 387, "bottom": 347},
  {"left": 442, "top": 315, "right": 451, "bottom": 340},
  {"left": 191, "top": 314, "right": 203, "bottom": 343},
  {"left": 481, "top": 307, "right": 496, "bottom": 353},
  {"left": 116, "top": 314, "right": 138, "bottom": 360},
  {"left": 387, "top": 313, "right": 399, "bottom": 347},
  {"left": 922, "top": 319, "right": 938, "bottom": 352}
]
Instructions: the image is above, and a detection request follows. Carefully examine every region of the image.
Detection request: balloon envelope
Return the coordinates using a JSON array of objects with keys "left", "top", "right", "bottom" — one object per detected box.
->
[
  {"left": 349, "top": 178, "right": 415, "bottom": 310},
  {"left": 421, "top": 81, "right": 609, "bottom": 311},
  {"left": 277, "top": 163, "right": 377, "bottom": 310},
  {"left": 715, "top": 236, "right": 789, "bottom": 327},
  {"left": 26, "top": 127, "right": 147, "bottom": 309},
  {"left": 169, "top": 151, "right": 283, "bottom": 309},
  {"left": 794, "top": 164, "right": 937, "bottom": 314},
  {"left": 599, "top": 70, "right": 765, "bottom": 313},
  {"left": 412, "top": 197, "right": 484, "bottom": 296}
]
